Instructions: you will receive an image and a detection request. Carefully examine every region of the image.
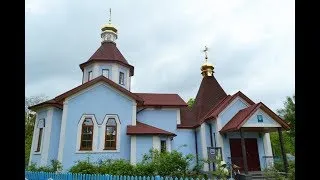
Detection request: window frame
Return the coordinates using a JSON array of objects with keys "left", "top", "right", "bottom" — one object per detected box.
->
[
  {"left": 88, "top": 71, "right": 93, "bottom": 81},
  {"left": 104, "top": 118, "right": 117, "bottom": 150},
  {"left": 102, "top": 69, "right": 109, "bottom": 78},
  {"left": 35, "top": 127, "right": 43, "bottom": 152},
  {"left": 100, "top": 115, "right": 121, "bottom": 152},
  {"left": 76, "top": 114, "right": 98, "bottom": 153},
  {"left": 160, "top": 140, "right": 166, "bottom": 153},
  {"left": 119, "top": 72, "right": 125, "bottom": 85},
  {"left": 79, "top": 118, "right": 94, "bottom": 151}
]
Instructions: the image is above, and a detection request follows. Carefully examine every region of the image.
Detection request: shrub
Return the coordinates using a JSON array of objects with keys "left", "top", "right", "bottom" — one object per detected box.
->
[
  {"left": 99, "top": 159, "right": 135, "bottom": 175},
  {"left": 26, "top": 160, "right": 63, "bottom": 172},
  {"left": 69, "top": 160, "right": 99, "bottom": 174}
]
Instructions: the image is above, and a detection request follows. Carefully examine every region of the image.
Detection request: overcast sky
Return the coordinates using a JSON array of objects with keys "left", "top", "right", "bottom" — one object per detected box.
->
[{"left": 26, "top": 0, "right": 294, "bottom": 111}]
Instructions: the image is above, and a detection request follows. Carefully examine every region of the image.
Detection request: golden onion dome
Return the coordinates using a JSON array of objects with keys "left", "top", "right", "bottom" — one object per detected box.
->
[{"left": 101, "top": 23, "right": 118, "bottom": 33}]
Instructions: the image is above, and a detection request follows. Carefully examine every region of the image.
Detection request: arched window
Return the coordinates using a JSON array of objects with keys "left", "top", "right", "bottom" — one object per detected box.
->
[
  {"left": 80, "top": 118, "right": 94, "bottom": 150},
  {"left": 105, "top": 118, "right": 117, "bottom": 150}
]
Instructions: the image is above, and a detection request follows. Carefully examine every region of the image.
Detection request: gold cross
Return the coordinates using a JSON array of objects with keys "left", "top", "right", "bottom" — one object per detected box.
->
[
  {"left": 109, "top": 8, "right": 112, "bottom": 23},
  {"left": 202, "top": 46, "right": 209, "bottom": 63}
]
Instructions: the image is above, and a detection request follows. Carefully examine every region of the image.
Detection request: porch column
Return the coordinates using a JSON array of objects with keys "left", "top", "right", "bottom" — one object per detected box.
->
[
  {"left": 240, "top": 128, "right": 248, "bottom": 174},
  {"left": 277, "top": 127, "right": 288, "bottom": 175}
]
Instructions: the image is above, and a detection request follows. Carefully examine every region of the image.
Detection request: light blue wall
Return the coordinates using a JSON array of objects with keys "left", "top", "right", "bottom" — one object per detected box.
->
[
  {"left": 205, "top": 123, "right": 212, "bottom": 147},
  {"left": 244, "top": 109, "right": 280, "bottom": 127},
  {"left": 30, "top": 109, "right": 48, "bottom": 165},
  {"left": 219, "top": 99, "right": 248, "bottom": 128},
  {"left": 137, "top": 109, "right": 196, "bottom": 165},
  {"left": 98, "top": 64, "right": 112, "bottom": 79},
  {"left": 62, "top": 83, "right": 134, "bottom": 170},
  {"left": 136, "top": 136, "right": 153, "bottom": 162},
  {"left": 47, "top": 108, "right": 63, "bottom": 164},
  {"left": 222, "top": 132, "right": 266, "bottom": 169},
  {"left": 196, "top": 127, "right": 202, "bottom": 162},
  {"left": 137, "top": 109, "right": 177, "bottom": 133}
]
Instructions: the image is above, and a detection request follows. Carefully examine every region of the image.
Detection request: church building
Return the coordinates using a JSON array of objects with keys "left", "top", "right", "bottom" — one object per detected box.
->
[{"left": 28, "top": 14, "right": 290, "bottom": 174}]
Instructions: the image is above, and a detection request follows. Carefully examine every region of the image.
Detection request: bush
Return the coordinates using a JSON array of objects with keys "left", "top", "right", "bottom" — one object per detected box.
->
[
  {"left": 68, "top": 148, "right": 198, "bottom": 177},
  {"left": 26, "top": 160, "right": 63, "bottom": 172},
  {"left": 264, "top": 160, "right": 295, "bottom": 180}
]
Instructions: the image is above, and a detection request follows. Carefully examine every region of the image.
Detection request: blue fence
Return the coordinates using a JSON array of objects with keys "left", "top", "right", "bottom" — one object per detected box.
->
[{"left": 25, "top": 172, "right": 203, "bottom": 180}]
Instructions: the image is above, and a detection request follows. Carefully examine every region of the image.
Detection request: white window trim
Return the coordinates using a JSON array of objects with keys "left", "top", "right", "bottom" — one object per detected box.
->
[
  {"left": 102, "top": 69, "right": 110, "bottom": 78},
  {"left": 99, "top": 114, "right": 121, "bottom": 152},
  {"left": 76, "top": 114, "right": 99, "bottom": 153},
  {"left": 33, "top": 125, "right": 45, "bottom": 155},
  {"left": 119, "top": 72, "right": 125, "bottom": 85}
]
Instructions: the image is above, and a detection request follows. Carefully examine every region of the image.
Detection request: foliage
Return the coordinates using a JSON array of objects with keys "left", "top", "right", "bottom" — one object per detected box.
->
[
  {"left": 25, "top": 95, "right": 49, "bottom": 167},
  {"left": 203, "top": 156, "right": 229, "bottom": 180},
  {"left": 263, "top": 160, "right": 295, "bottom": 180},
  {"left": 26, "top": 160, "right": 63, "bottom": 172},
  {"left": 187, "top": 98, "right": 195, "bottom": 108},
  {"left": 68, "top": 148, "right": 203, "bottom": 178},
  {"left": 270, "top": 132, "right": 295, "bottom": 157},
  {"left": 277, "top": 94, "right": 295, "bottom": 138},
  {"left": 141, "top": 149, "right": 194, "bottom": 177}
]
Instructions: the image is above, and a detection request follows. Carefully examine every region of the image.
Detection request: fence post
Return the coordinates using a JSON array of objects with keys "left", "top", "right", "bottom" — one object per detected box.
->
[{"left": 155, "top": 175, "right": 160, "bottom": 180}]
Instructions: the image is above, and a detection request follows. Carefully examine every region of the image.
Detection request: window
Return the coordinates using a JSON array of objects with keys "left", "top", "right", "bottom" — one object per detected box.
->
[
  {"left": 88, "top": 71, "right": 93, "bottom": 81},
  {"left": 119, "top": 72, "right": 124, "bottom": 85},
  {"left": 105, "top": 118, "right": 117, "bottom": 150},
  {"left": 102, "top": 69, "right": 109, "bottom": 78},
  {"left": 161, "top": 140, "right": 166, "bottom": 153},
  {"left": 35, "top": 128, "right": 43, "bottom": 152},
  {"left": 257, "top": 115, "right": 263, "bottom": 123},
  {"left": 80, "top": 118, "right": 94, "bottom": 150}
]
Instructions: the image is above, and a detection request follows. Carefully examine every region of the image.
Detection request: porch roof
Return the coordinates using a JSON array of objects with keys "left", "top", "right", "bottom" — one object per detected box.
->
[
  {"left": 220, "top": 102, "right": 290, "bottom": 133},
  {"left": 127, "top": 121, "right": 176, "bottom": 136}
]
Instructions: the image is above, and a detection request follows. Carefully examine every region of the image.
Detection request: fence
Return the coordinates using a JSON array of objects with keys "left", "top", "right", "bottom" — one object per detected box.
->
[{"left": 25, "top": 172, "right": 205, "bottom": 180}]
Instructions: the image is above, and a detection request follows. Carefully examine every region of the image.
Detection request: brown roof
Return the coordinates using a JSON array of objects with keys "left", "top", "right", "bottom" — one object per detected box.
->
[
  {"left": 134, "top": 93, "right": 188, "bottom": 107},
  {"left": 29, "top": 76, "right": 144, "bottom": 111},
  {"left": 203, "top": 91, "right": 255, "bottom": 121},
  {"left": 220, "top": 102, "right": 290, "bottom": 133},
  {"left": 179, "top": 76, "right": 227, "bottom": 128},
  {"left": 127, "top": 121, "right": 176, "bottom": 136},
  {"left": 79, "top": 42, "right": 134, "bottom": 76},
  {"left": 28, "top": 99, "right": 63, "bottom": 111},
  {"left": 54, "top": 75, "right": 143, "bottom": 103}
]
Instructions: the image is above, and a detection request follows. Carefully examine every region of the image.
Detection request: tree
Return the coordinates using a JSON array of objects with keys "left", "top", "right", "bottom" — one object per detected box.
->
[
  {"left": 277, "top": 95, "right": 295, "bottom": 138},
  {"left": 25, "top": 95, "right": 48, "bottom": 167},
  {"left": 270, "top": 94, "right": 295, "bottom": 157},
  {"left": 187, "top": 98, "right": 195, "bottom": 108}
]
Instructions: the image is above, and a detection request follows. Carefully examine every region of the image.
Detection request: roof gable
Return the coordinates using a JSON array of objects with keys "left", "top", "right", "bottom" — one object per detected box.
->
[
  {"left": 220, "top": 102, "right": 290, "bottom": 132},
  {"left": 54, "top": 76, "right": 143, "bottom": 104},
  {"left": 204, "top": 91, "right": 255, "bottom": 121}
]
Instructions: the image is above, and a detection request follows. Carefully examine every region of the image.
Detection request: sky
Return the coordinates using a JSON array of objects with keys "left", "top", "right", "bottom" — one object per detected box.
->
[{"left": 25, "top": 0, "right": 295, "bottom": 111}]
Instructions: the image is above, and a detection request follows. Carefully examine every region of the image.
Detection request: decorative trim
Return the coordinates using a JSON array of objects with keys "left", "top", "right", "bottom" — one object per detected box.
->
[
  {"left": 40, "top": 108, "right": 54, "bottom": 166},
  {"left": 130, "top": 136, "right": 136, "bottom": 165},
  {"left": 132, "top": 102, "right": 137, "bottom": 125},
  {"left": 76, "top": 114, "right": 99, "bottom": 153},
  {"left": 177, "top": 109, "right": 181, "bottom": 125},
  {"left": 99, "top": 114, "right": 121, "bottom": 152},
  {"left": 152, "top": 136, "right": 160, "bottom": 150},
  {"left": 200, "top": 123, "right": 209, "bottom": 171},
  {"left": 57, "top": 101, "right": 69, "bottom": 163}
]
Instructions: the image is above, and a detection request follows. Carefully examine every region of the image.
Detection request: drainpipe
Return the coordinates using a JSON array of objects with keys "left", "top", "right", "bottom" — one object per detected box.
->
[{"left": 209, "top": 123, "right": 213, "bottom": 147}]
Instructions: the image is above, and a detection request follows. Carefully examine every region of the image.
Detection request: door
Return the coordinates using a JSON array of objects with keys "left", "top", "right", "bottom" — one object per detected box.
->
[{"left": 229, "top": 138, "right": 261, "bottom": 172}]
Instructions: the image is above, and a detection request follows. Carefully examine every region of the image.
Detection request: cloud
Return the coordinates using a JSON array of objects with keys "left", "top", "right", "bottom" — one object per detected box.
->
[{"left": 26, "top": 0, "right": 295, "bottom": 112}]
